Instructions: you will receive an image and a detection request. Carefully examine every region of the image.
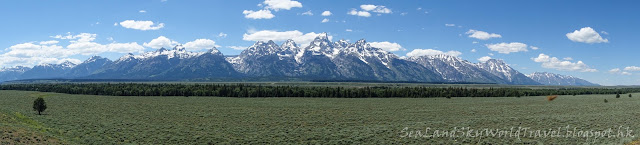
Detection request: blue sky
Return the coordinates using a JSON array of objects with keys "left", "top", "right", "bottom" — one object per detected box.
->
[{"left": 0, "top": 0, "right": 639, "bottom": 85}]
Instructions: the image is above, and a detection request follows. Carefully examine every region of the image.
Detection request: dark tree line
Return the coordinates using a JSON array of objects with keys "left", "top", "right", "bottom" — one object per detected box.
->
[{"left": 1, "top": 83, "right": 639, "bottom": 98}]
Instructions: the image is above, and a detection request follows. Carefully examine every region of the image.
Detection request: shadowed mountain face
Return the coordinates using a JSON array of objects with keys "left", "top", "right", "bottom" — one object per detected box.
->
[{"left": 0, "top": 33, "right": 591, "bottom": 85}]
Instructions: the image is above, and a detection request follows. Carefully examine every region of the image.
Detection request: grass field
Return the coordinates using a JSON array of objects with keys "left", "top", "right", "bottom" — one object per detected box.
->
[{"left": 1, "top": 90, "right": 639, "bottom": 144}]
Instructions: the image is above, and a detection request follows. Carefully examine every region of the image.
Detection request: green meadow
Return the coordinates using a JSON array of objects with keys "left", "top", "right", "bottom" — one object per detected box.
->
[{"left": 1, "top": 90, "right": 639, "bottom": 144}]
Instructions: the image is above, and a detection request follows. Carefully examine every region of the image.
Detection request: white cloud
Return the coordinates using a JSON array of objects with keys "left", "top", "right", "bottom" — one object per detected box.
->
[
  {"left": 360, "top": 4, "right": 391, "bottom": 14},
  {"left": 566, "top": 27, "right": 608, "bottom": 44},
  {"left": 488, "top": 53, "right": 494, "bottom": 56},
  {"left": 242, "top": 30, "right": 331, "bottom": 47},
  {"left": 218, "top": 32, "right": 228, "bottom": 38},
  {"left": 51, "top": 32, "right": 97, "bottom": 42},
  {"left": 609, "top": 68, "right": 633, "bottom": 75},
  {"left": 113, "top": 22, "right": 118, "bottom": 26},
  {"left": 243, "top": 10, "right": 275, "bottom": 19},
  {"left": 348, "top": 9, "right": 371, "bottom": 17},
  {"left": 345, "top": 29, "right": 353, "bottom": 32},
  {"left": 0, "top": 34, "right": 145, "bottom": 67},
  {"left": 300, "top": 10, "right": 313, "bottom": 16},
  {"left": 321, "top": 11, "right": 332, "bottom": 16},
  {"left": 107, "top": 42, "right": 145, "bottom": 53},
  {"left": 563, "top": 57, "right": 573, "bottom": 60},
  {"left": 445, "top": 24, "right": 456, "bottom": 27},
  {"left": 263, "top": 0, "right": 302, "bottom": 11},
  {"left": 466, "top": 29, "right": 501, "bottom": 40},
  {"left": 472, "top": 41, "right": 479, "bottom": 44},
  {"left": 228, "top": 46, "right": 247, "bottom": 50},
  {"left": 39, "top": 40, "right": 59, "bottom": 45},
  {"left": 321, "top": 18, "right": 329, "bottom": 23},
  {"left": 119, "top": 20, "right": 165, "bottom": 30},
  {"left": 485, "top": 42, "right": 528, "bottom": 54},
  {"left": 406, "top": 49, "right": 462, "bottom": 57},
  {"left": 609, "top": 68, "right": 621, "bottom": 73},
  {"left": 624, "top": 66, "right": 640, "bottom": 71},
  {"left": 477, "top": 56, "right": 492, "bottom": 62},
  {"left": 368, "top": 42, "right": 403, "bottom": 52},
  {"left": 470, "top": 49, "right": 477, "bottom": 52},
  {"left": 530, "top": 46, "right": 539, "bottom": 50},
  {"left": 143, "top": 36, "right": 179, "bottom": 49},
  {"left": 139, "top": 10, "right": 146, "bottom": 13},
  {"left": 532, "top": 53, "right": 597, "bottom": 72},
  {"left": 184, "top": 39, "right": 217, "bottom": 51}
]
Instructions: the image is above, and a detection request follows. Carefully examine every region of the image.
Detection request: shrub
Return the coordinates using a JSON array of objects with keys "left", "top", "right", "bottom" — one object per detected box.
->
[{"left": 33, "top": 97, "right": 47, "bottom": 115}]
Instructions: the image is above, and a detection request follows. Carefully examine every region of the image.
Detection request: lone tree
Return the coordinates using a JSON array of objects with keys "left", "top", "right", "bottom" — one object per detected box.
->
[
  {"left": 33, "top": 97, "right": 47, "bottom": 115},
  {"left": 630, "top": 94, "right": 633, "bottom": 98},
  {"left": 616, "top": 94, "right": 621, "bottom": 98}
]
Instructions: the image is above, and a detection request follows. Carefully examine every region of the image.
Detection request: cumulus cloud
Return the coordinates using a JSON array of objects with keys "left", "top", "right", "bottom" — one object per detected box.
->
[
  {"left": 477, "top": 56, "right": 492, "bottom": 62},
  {"left": 348, "top": 9, "right": 371, "bottom": 17},
  {"left": 532, "top": 53, "right": 597, "bottom": 72},
  {"left": 243, "top": 10, "right": 275, "bottom": 19},
  {"left": 183, "top": 39, "right": 217, "bottom": 51},
  {"left": 1, "top": 34, "right": 145, "bottom": 67},
  {"left": 139, "top": 10, "right": 146, "bottom": 13},
  {"left": 51, "top": 32, "right": 97, "bottom": 42},
  {"left": 406, "top": 49, "right": 462, "bottom": 57},
  {"left": 624, "top": 66, "right": 640, "bottom": 71},
  {"left": 263, "top": 0, "right": 302, "bottom": 11},
  {"left": 466, "top": 29, "right": 501, "bottom": 40},
  {"left": 359, "top": 4, "right": 391, "bottom": 13},
  {"left": 321, "top": 11, "right": 332, "bottom": 16},
  {"left": 445, "top": 24, "right": 456, "bottom": 27},
  {"left": 470, "top": 49, "right": 477, "bottom": 52},
  {"left": 609, "top": 68, "right": 632, "bottom": 75},
  {"left": 368, "top": 42, "right": 404, "bottom": 52},
  {"left": 242, "top": 30, "right": 331, "bottom": 47},
  {"left": 348, "top": 4, "right": 391, "bottom": 17},
  {"left": 321, "top": 18, "right": 329, "bottom": 23},
  {"left": 143, "top": 36, "right": 179, "bottom": 49},
  {"left": 566, "top": 27, "right": 608, "bottom": 44},
  {"left": 119, "top": 20, "right": 165, "bottom": 30},
  {"left": 345, "top": 29, "right": 353, "bottom": 32},
  {"left": 485, "top": 42, "right": 528, "bottom": 54}
]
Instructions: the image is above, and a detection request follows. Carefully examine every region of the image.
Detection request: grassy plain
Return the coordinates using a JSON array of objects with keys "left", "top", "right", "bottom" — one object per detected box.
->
[{"left": 1, "top": 90, "right": 639, "bottom": 144}]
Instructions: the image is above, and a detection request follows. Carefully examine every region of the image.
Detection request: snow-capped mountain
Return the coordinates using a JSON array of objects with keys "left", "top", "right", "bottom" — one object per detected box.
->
[
  {"left": 20, "top": 61, "right": 77, "bottom": 79},
  {"left": 0, "top": 66, "right": 31, "bottom": 82},
  {"left": 527, "top": 72, "right": 599, "bottom": 86},
  {"left": 228, "top": 40, "right": 298, "bottom": 76},
  {"left": 90, "top": 45, "right": 237, "bottom": 80},
  {"left": 0, "top": 33, "right": 597, "bottom": 86},
  {"left": 67, "top": 56, "right": 113, "bottom": 77},
  {"left": 476, "top": 59, "right": 540, "bottom": 85},
  {"left": 407, "top": 55, "right": 507, "bottom": 84}
]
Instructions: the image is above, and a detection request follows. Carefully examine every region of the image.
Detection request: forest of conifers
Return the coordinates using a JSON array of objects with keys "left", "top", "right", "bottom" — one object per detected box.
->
[{"left": 2, "top": 83, "right": 639, "bottom": 98}]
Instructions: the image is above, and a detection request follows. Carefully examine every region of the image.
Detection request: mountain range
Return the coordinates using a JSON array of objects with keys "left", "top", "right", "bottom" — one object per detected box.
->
[{"left": 0, "top": 33, "right": 598, "bottom": 86}]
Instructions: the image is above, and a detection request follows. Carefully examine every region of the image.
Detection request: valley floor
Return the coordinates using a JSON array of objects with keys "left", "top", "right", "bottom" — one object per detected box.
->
[{"left": 0, "top": 90, "right": 639, "bottom": 144}]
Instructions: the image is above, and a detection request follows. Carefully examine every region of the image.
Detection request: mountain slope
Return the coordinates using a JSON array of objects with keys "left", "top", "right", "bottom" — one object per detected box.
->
[
  {"left": 407, "top": 55, "right": 507, "bottom": 84},
  {"left": 527, "top": 72, "right": 599, "bottom": 86},
  {"left": 0, "top": 66, "right": 31, "bottom": 82},
  {"left": 20, "top": 61, "right": 76, "bottom": 79},
  {"left": 476, "top": 59, "right": 540, "bottom": 85}
]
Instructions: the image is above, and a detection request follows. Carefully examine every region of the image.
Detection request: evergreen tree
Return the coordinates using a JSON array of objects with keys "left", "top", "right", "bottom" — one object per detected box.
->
[{"left": 33, "top": 97, "right": 47, "bottom": 115}]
